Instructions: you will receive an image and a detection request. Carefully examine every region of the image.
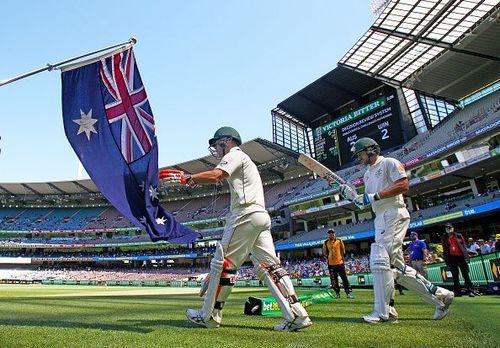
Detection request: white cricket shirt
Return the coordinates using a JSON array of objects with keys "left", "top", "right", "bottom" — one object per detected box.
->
[
  {"left": 363, "top": 155, "right": 407, "bottom": 214},
  {"left": 216, "top": 147, "right": 267, "bottom": 217}
]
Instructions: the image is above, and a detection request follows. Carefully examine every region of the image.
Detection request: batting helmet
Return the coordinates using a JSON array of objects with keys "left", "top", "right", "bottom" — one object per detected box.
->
[
  {"left": 351, "top": 137, "right": 380, "bottom": 158},
  {"left": 209, "top": 127, "right": 242, "bottom": 146}
]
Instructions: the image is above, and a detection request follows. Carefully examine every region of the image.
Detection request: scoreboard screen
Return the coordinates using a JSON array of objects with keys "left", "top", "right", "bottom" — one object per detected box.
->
[{"left": 313, "top": 91, "right": 404, "bottom": 169}]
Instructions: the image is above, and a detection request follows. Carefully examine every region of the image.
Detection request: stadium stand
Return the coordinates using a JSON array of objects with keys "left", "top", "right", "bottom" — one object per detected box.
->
[{"left": 390, "top": 90, "right": 500, "bottom": 164}]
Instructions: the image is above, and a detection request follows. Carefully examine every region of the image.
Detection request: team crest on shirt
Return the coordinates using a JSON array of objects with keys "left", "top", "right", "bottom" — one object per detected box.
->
[
  {"left": 219, "top": 160, "right": 228, "bottom": 166},
  {"left": 375, "top": 168, "right": 383, "bottom": 178}
]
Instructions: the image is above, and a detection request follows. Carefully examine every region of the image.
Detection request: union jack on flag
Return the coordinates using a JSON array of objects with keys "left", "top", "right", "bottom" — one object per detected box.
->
[{"left": 100, "top": 49, "right": 155, "bottom": 163}]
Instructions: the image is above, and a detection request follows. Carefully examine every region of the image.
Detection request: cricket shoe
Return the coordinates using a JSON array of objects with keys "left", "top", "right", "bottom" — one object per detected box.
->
[
  {"left": 273, "top": 316, "right": 312, "bottom": 332},
  {"left": 389, "top": 306, "right": 398, "bottom": 322},
  {"left": 362, "top": 311, "right": 390, "bottom": 324},
  {"left": 346, "top": 293, "right": 355, "bottom": 299},
  {"left": 434, "top": 291, "right": 454, "bottom": 320},
  {"left": 185, "top": 308, "right": 221, "bottom": 328}
]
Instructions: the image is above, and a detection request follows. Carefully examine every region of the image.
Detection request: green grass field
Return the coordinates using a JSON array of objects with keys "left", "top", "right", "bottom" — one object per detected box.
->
[{"left": 0, "top": 285, "right": 498, "bottom": 348}]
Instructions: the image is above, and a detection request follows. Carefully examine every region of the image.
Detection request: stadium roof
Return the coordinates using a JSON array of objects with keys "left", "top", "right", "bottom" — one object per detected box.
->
[
  {"left": 339, "top": 0, "right": 500, "bottom": 101},
  {"left": 0, "top": 180, "right": 98, "bottom": 196},
  {"left": 0, "top": 138, "right": 304, "bottom": 196},
  {"left": 168, "top": 138, "right": 305, "bottom": 181},
  {"left": 275, "top": 66, "right": 386, "bottom": 126}
]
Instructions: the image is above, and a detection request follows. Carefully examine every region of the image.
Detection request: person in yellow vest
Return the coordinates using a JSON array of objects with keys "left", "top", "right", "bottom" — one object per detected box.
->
[{"left": 322, "top": 229, "right": 354, "bottom": 298}]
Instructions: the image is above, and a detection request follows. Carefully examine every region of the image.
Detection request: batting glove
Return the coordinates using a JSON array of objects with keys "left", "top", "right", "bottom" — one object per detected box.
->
[
  {"left": 353, "top": 193, "right": 381, "bottom": 209},
  {"left": 159, "top": 170, "right": 195, "bottom": 186},
  {"left": 339, "top": 184, "right": 357, "bottom": 202}
]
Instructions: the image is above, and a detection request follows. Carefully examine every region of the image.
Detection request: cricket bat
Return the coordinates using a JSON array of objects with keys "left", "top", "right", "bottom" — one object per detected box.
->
[{"left": 297, "top": 153, "right": 349, "bottom": 187}]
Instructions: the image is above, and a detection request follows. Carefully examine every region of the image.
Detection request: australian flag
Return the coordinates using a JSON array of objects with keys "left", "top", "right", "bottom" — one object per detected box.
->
[{"left": 61, "top": 47, "right": 199, "bottom": 243}]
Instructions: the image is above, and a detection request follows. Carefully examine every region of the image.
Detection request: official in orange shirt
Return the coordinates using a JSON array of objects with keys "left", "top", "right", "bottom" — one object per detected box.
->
[{"left": 322, "top": 229, "right": 353, "bottom": 298}]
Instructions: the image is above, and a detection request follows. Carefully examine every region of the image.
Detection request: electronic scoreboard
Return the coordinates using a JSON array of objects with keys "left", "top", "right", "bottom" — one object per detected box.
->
[{"left": 313, "top": 90, "right": 404, "bottom": 169}]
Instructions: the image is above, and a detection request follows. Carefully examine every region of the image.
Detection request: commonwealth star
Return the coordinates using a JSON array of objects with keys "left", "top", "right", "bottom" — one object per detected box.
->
[{"left": 74, "top": 109, "right": 98, "bottom": 140}]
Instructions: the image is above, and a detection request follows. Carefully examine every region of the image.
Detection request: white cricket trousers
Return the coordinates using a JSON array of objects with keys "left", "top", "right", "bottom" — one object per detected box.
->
[{"left": 221, "top": 211, "right": 280, "bottom": 270}]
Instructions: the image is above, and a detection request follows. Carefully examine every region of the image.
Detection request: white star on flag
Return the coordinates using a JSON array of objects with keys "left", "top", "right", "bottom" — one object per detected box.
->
[
  {"left": 73, "top": 109, "right": 98, "bottom": 140},
  {"left": 139, "top": 216, "right": 148, "bottom": 225},
  {"left": 149, "top": 185, "right": 159, "bottom": 201},
  {"left": 156, "top": 216, "right": 166, "bottom": 225}
]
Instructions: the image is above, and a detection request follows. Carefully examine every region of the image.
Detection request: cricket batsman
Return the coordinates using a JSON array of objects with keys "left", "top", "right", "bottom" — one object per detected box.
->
[
  {"left": 162, "top": 127, "right": 311, "bottom": 331},
  {"left": 339, "top": 138, "right": 454, "bottom": 323}
]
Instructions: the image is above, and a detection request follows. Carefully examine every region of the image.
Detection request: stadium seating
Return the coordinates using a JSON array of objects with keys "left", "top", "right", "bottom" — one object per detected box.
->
[
  {"left": 264, "top": 176, "right": 310, "bottom": 208},
  {"left": 389, "top": 90, "right": 500, "bottom": 164},
  {"left": 0, "top": 207, "right": 107, "bottom": 231}
]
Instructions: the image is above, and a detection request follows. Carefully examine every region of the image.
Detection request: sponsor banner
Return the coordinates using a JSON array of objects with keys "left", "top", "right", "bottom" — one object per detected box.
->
[
  {"left": 474, "top": 119, "right": 500, "bottom": 136},
  {"left": 276, "top": 230, "right": 376, "bottom": 251},
  {"left": 423, "top": 211, "right": 464, "bottom": 225},
  {"left": 341, "top": 230, "right": 375, "bottom": 241},
  {"left": 275, "top": 239, "right": 323, "bottom": 251},
  {"left": 32, "top": 257, "right": 92, "bottom": 262},
  {"left": 409, "top": 220, "right": 424, "bottom": 229},
  {"left": 0, "top": 240, "right": 169, "bottom": 249},
  {"left": 440, "top": 266, "right": 454, "bottom": 282},
  {"left": 425, "top": 137, "right": 467, "bottom": 159},
  {"left": 409, "top": 177, "right": 422, "bottom": 185},
  {"left": 291, "top": 201, "right": 349, "bottom": 217},
  {"left": 444, "top": 162, "right": 467, "bottom": 174},
  {"left": 425, "top": 171, "right": 444, "bottom": 181},
  {"left": 184, "top": 218, "right": 221, "bottom": 226},
  {"left": 463, "top": 199, "right": 500, "bottom": 215},
  {"left": 245, "top": 289, "right": 336, "bottom": 316},
  {"left": 0, "top": 227, "right": 141, "bottom": 235},
  {"left": 29, "top": 253, "right": 202, "bottom": 262},
  {"left": 408, "top": 199, "right": 500, "bottom": 229},
  {"left": 165, "top": 253, "right": 198, "bottom": 259},
  {"left": 425, "top": 145, "right": 448, "bottom": 158},
  {"left": 404, "top": 156, "right": 424, "bottom": 167},
  {"left": 91, "top": 253, "right": 198, "bottom": 261},
  {"left": 0, "top": 257, "right": 31, "bottom": 264},
  {"left": 490, "top": 147, "right": 500, "bottom": 156},
  {"left": 466, "top": 152, "right": 491, "bottom": 166},
  {"left": 115, "top": 227, "right": 140, "bottom": 232},
  {"left": 284, "top": 188, "right": 337, "bottom": 206},
  {"left": 290, "top": 210, "right": 306, "bottom": 217},
  {"left": 490, "top": 258, "right": 500, "bottom": 282},
  {"left": 357, "top": 275, "right": 366, "bottom": 285}
]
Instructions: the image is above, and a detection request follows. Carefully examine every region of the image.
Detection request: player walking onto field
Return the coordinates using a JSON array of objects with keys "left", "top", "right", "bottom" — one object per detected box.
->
[
  {"left": 339, "top": 138, "right": 454, "bottom": 323},
  {"left": 163, "top": 127, "right": 311, "bottom": 331}
]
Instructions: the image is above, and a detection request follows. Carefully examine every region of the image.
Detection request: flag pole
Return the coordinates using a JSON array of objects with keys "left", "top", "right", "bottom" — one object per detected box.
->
[{"left": 0, "top": 37, "right": 137, "bottom": 87}]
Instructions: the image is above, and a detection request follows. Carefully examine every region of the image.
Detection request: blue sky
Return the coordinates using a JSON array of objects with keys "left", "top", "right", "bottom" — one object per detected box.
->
[{"left": 0, "top": 1, "right": 374, "bottom": 183}]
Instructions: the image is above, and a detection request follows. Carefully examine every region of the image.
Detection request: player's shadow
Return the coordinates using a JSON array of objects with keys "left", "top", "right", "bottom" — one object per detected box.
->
[
  {"left": 120, "top": 318, "right": 271, "bottom": 331},
  {"left": 311, "top": 316, "right": 362, "bottom": 324},
  {"left": 120, "top": 318, "right": 193, "bottom": 329}
]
